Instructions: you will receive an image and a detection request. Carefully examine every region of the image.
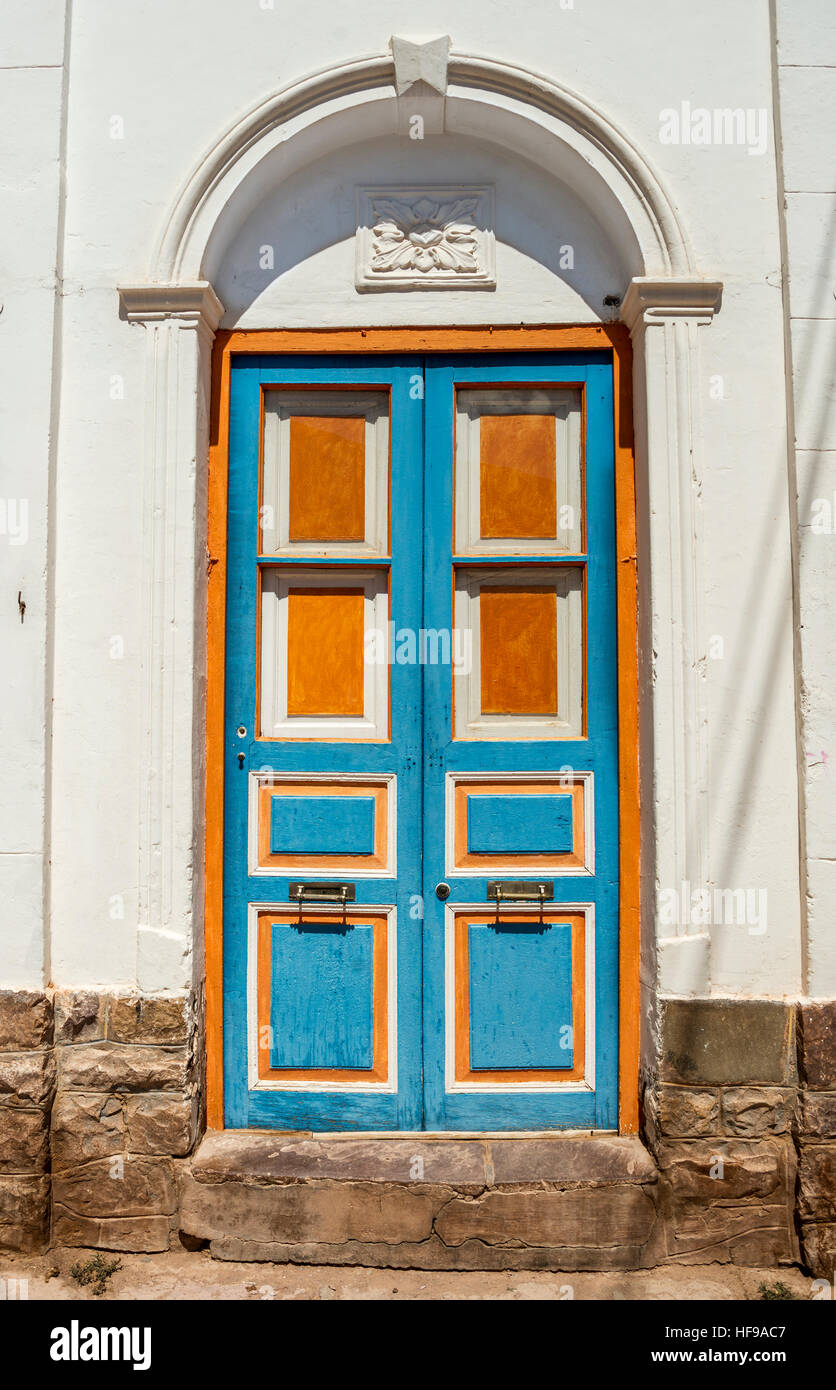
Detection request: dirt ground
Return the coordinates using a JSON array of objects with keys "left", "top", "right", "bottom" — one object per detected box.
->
[{"left": 0, "top": 1248, "right": 817, "bottom": 1301}]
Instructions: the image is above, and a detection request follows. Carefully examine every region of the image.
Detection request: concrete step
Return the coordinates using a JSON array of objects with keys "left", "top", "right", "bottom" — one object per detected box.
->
[{"left": 180, "top": 1131, "right": 662, "bottom": 1270}]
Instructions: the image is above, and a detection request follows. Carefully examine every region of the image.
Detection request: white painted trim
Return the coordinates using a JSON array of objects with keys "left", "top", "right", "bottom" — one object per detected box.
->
[
  {"left": 115, "top": 288, "right": 223, "bottom": 984},
  {"left": 444, "top": 770, "right": 594, "bottom": 877},
  {"left": 260, "top": 567, "right": 388, "bottom": 739},
  {"left": 247, "top": 901, "right": 398, "bottom": 1093},
  {"left": 620, "top": 278, "right": 722, "bottom": 328},
  {"left": 453, "top": 564, "right": 583, "bottom": 740},
  {"left": 455, "top": 387, "right": 583, "bottom": 555},
  {"left": 293, "top": 1129, "right": 616, "bottom": 1138},
  {"left": 443, "top": 901, "right": 595, "bottom": 1093},
  {"left": 119, "top": 282, "right": 224, "bottom": 329},
  {"left": 247, "top": 770, "right": 397, "bottom": 878},
  {"left": 261, "top": 389, "right": 389, "bottom": 557},
  {"left": 621, "top": 277, "right": 722, "bottom": 986}
]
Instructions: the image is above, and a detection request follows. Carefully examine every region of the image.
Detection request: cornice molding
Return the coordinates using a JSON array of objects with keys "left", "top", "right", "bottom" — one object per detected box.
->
[
  {"left": 620, "top": 277, "right": 723, "bottom": 331},
  {"left": 118, "top": 282, "right": 224, "bottom": 332}
]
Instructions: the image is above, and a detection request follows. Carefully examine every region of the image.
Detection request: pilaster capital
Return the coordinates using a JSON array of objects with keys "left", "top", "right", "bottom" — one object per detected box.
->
[
  {"left": 620, "top": 277, "right": 723, "bottom": 332},
  {"left": 118, "top": 282, "right": 224, "bottom": 336}
]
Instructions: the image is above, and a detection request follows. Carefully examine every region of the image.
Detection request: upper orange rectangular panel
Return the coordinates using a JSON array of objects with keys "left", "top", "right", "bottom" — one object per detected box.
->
[
  {"left": 288, "top": 416, "right": 366, "bottom": 543},
  {"left": 286, "top": 587, "right": 365, "bottom": 717},
  {"left": 479, "top": 413, "right": 557, "bottom": 539},
  {"left": 454, "top": 387, "right": 583, "bottom": 555},
  {"left": 261, "top": 389, "right": 389, "bottom": 556}
]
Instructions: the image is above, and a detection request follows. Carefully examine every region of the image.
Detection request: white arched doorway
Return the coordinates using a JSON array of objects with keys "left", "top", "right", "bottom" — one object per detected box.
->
[{"left": 118, "top": 42, "right": 722, "bottom": 1133}]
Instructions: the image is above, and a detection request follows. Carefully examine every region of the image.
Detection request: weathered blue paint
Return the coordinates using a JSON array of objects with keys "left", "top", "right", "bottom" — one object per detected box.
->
[
  {"left": 269, "top": 795, "right": 376, "bottom": 856},
  {"left": 223, "top": 355, "right": 424, "bottom": 1130},
  {"left": 269, "top": 921, "right": 374, "bottom": 1070},
  {"left": 421, "top": 355, "right": 619, "bottom": 1130},
  {"left": 223, "top": 351, "right": 619, "bottom": 1132},
  {"left": 468, "top": 921, "right": 574, "bottom": 1069},
  {"left": 466, "top": 793, "right": 574, "bottom": 856}
]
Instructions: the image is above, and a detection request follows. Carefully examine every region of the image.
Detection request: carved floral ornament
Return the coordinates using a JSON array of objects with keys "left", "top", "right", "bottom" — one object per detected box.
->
[
  {"left": 370, "top": 195, "right": 480, "bottom": 274},
  {"left": 356, "top": 186, "right": 496, "bottom": 290}
]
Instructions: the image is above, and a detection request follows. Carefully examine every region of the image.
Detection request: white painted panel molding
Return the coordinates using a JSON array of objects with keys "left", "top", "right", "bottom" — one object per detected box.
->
[
  {"left": 455, "top": 387, "right": 583, "bottom": 555},
  {"left": 261, "top": 389, "right": 390, "bottom": 556},
  {"left": 259, "top": 566, "right": 388, "bottom": 740},
  {"left": 453, "top": 564, "right": 583, "bottom": 741}
]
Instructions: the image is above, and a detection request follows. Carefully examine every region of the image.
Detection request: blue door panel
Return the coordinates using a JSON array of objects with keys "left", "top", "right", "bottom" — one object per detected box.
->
[
  {"left": 269, "top": 920, "right": 374, "bottom": 1070},
  {"left": 270, "top": 796, "right": 376, "bottom": 856},
  {"left": 223, "top": 355, "right": 424, "bottom": 1131},
  {"left": 468, "top": 921, "right": 574, "bottom": 1069},
  {"left": 421, "top": 354, "right": 619, "bottom": 1131},
  {"left": 466, "top": 794, "right": 574, "bottom": 856}
]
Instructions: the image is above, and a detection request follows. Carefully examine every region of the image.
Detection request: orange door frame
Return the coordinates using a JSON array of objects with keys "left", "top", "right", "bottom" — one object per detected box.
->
[{"left": 205, "top": 324, "right": 639, "bottom": 1132}]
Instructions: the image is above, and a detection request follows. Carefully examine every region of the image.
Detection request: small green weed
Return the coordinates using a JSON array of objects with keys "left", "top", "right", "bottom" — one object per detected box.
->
[{"left": 69, "top": 1253, "right": 122, "bottom": 1297}]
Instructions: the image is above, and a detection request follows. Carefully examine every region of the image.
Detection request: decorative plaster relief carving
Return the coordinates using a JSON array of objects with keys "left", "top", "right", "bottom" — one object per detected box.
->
[{"left": 356, "top": 186, "right": 495, "bottom": 291}]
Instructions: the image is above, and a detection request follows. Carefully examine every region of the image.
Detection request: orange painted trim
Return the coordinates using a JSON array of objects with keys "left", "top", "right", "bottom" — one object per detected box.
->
[
  {"left": 286, "top": 585, "right": 366, "bottom": 717},
  {"left": 479, "top": 584, "right": 559, "bottom": 716},
  {"left": 288, "top": 415, "right": 367, "bottom": 543},
  {"left": 254, "top": 560, "right": 392, "bottom": 744},
  {"left": 611, "top": 331, "right": 640, "bottom": 1134},
  {"left": 205, "top": 334, "right": 231, "bottom": 1129},
  {"left": 479, "top": 412, "right": 558, "bottom": 540},
  {"left": 256, "top": 910, "right": 389, "bottom": 1083},
  {"left": 453, "top": 910, "right": 586, "bottom": 1084},
  {"left": 204, "top": 324, "right": 639, "bottom": 1133},
  {"left": 214, "top": 325, "right": 630, "bottom": 355}
]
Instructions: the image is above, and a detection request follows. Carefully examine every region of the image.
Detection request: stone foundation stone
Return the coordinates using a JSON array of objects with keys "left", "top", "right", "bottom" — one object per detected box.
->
[
  {"left": 0, "top": 990, "right": 54, "bottom": 1251},
  {"left": 646, "top": 999, "right": 800, "bottom": 1267},
  {"left": 0, "top": 986, "right": 199, "bottom": 1253},
  {"left": 180, "top": 1133, "right": 663, "bottom": 1271},
  {"left": 47, "top": 989, "right": 199, "bottom": 1252},
  {"left": 797, "top": 1002, "right": 836, "bottom": 1275}
]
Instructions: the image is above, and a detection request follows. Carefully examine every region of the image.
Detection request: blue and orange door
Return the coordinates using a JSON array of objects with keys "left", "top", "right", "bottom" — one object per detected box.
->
[{"left": 222, "top": 351, "right": 619, "bottom": 1130}]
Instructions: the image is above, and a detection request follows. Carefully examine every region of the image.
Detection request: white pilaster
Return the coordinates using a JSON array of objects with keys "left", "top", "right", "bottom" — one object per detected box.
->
[
  {"left": 118, "top": 283, "right": 223, "bottom": 990},
  {"left": 622, "top": 277, "right": 723, "bottom": 997}
]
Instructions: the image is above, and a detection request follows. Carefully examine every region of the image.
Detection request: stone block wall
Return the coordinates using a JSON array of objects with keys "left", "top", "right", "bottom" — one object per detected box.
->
[
  {"left": 797, "top": 1003, "right": 836, "bottom": 1277},
  {"left": 644, "top": 1000, "right": 799, "bottom": 1268},
  {"left": 645, "top": 998, "right": 836, "bottom": 1276},
  {"left": 0, "top": 991, "right": 54, "bottom": 1251},
  {"left": 0, "top": 988, "right": 200, "bottom": 1253},
  {"left": 1, "top": 986, "right": 835, "bottom": 1272}
]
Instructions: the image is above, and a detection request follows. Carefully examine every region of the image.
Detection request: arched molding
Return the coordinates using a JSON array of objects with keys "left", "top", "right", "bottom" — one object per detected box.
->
[{"left": 149, "top": 50, "right": 694, "bottom": 285}]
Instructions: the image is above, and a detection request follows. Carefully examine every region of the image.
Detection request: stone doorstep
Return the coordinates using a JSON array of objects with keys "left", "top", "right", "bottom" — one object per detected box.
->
[
  {"left": 180, "top": 1131, "right": 662, "bottom": 1271},
  {"left": 190, "top": 1129, "right": 657, "bottom": 1188}
]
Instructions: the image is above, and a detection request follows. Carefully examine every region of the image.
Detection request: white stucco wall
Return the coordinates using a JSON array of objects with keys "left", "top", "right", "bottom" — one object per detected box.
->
[
  {"left": 0, "top": 0, "right": 68, "bottom": 986},
  {"left": 775, "top": 0, "right": 836, "bottom": 998},
  {"left": 1, "top": 0, "right": 824, "bottom": 1012}
]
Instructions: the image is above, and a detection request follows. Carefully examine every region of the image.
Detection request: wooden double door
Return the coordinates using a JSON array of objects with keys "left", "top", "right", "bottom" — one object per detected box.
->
[{"left": 222, "top": 351, "right": 619, "bottom": 1130}]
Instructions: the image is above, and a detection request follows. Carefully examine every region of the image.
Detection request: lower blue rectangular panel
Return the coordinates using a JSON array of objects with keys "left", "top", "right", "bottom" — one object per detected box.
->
[
  {"left": 466, "top": 794, "right": 573, "bottom": 855},
  {"left": 270, "top": 920, "right": 374, "bottom": 1069},
  {"left": 468, "top": 920, "right": 574, "bottom": 1069}
]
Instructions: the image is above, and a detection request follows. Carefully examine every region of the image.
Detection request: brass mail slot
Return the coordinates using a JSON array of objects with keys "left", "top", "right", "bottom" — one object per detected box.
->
[
  {"left": 289, "top": 881, "right": 356, "bottom": 905},
  {"left": 487, "top": 880, "right": 555, "bottom": 903}
]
